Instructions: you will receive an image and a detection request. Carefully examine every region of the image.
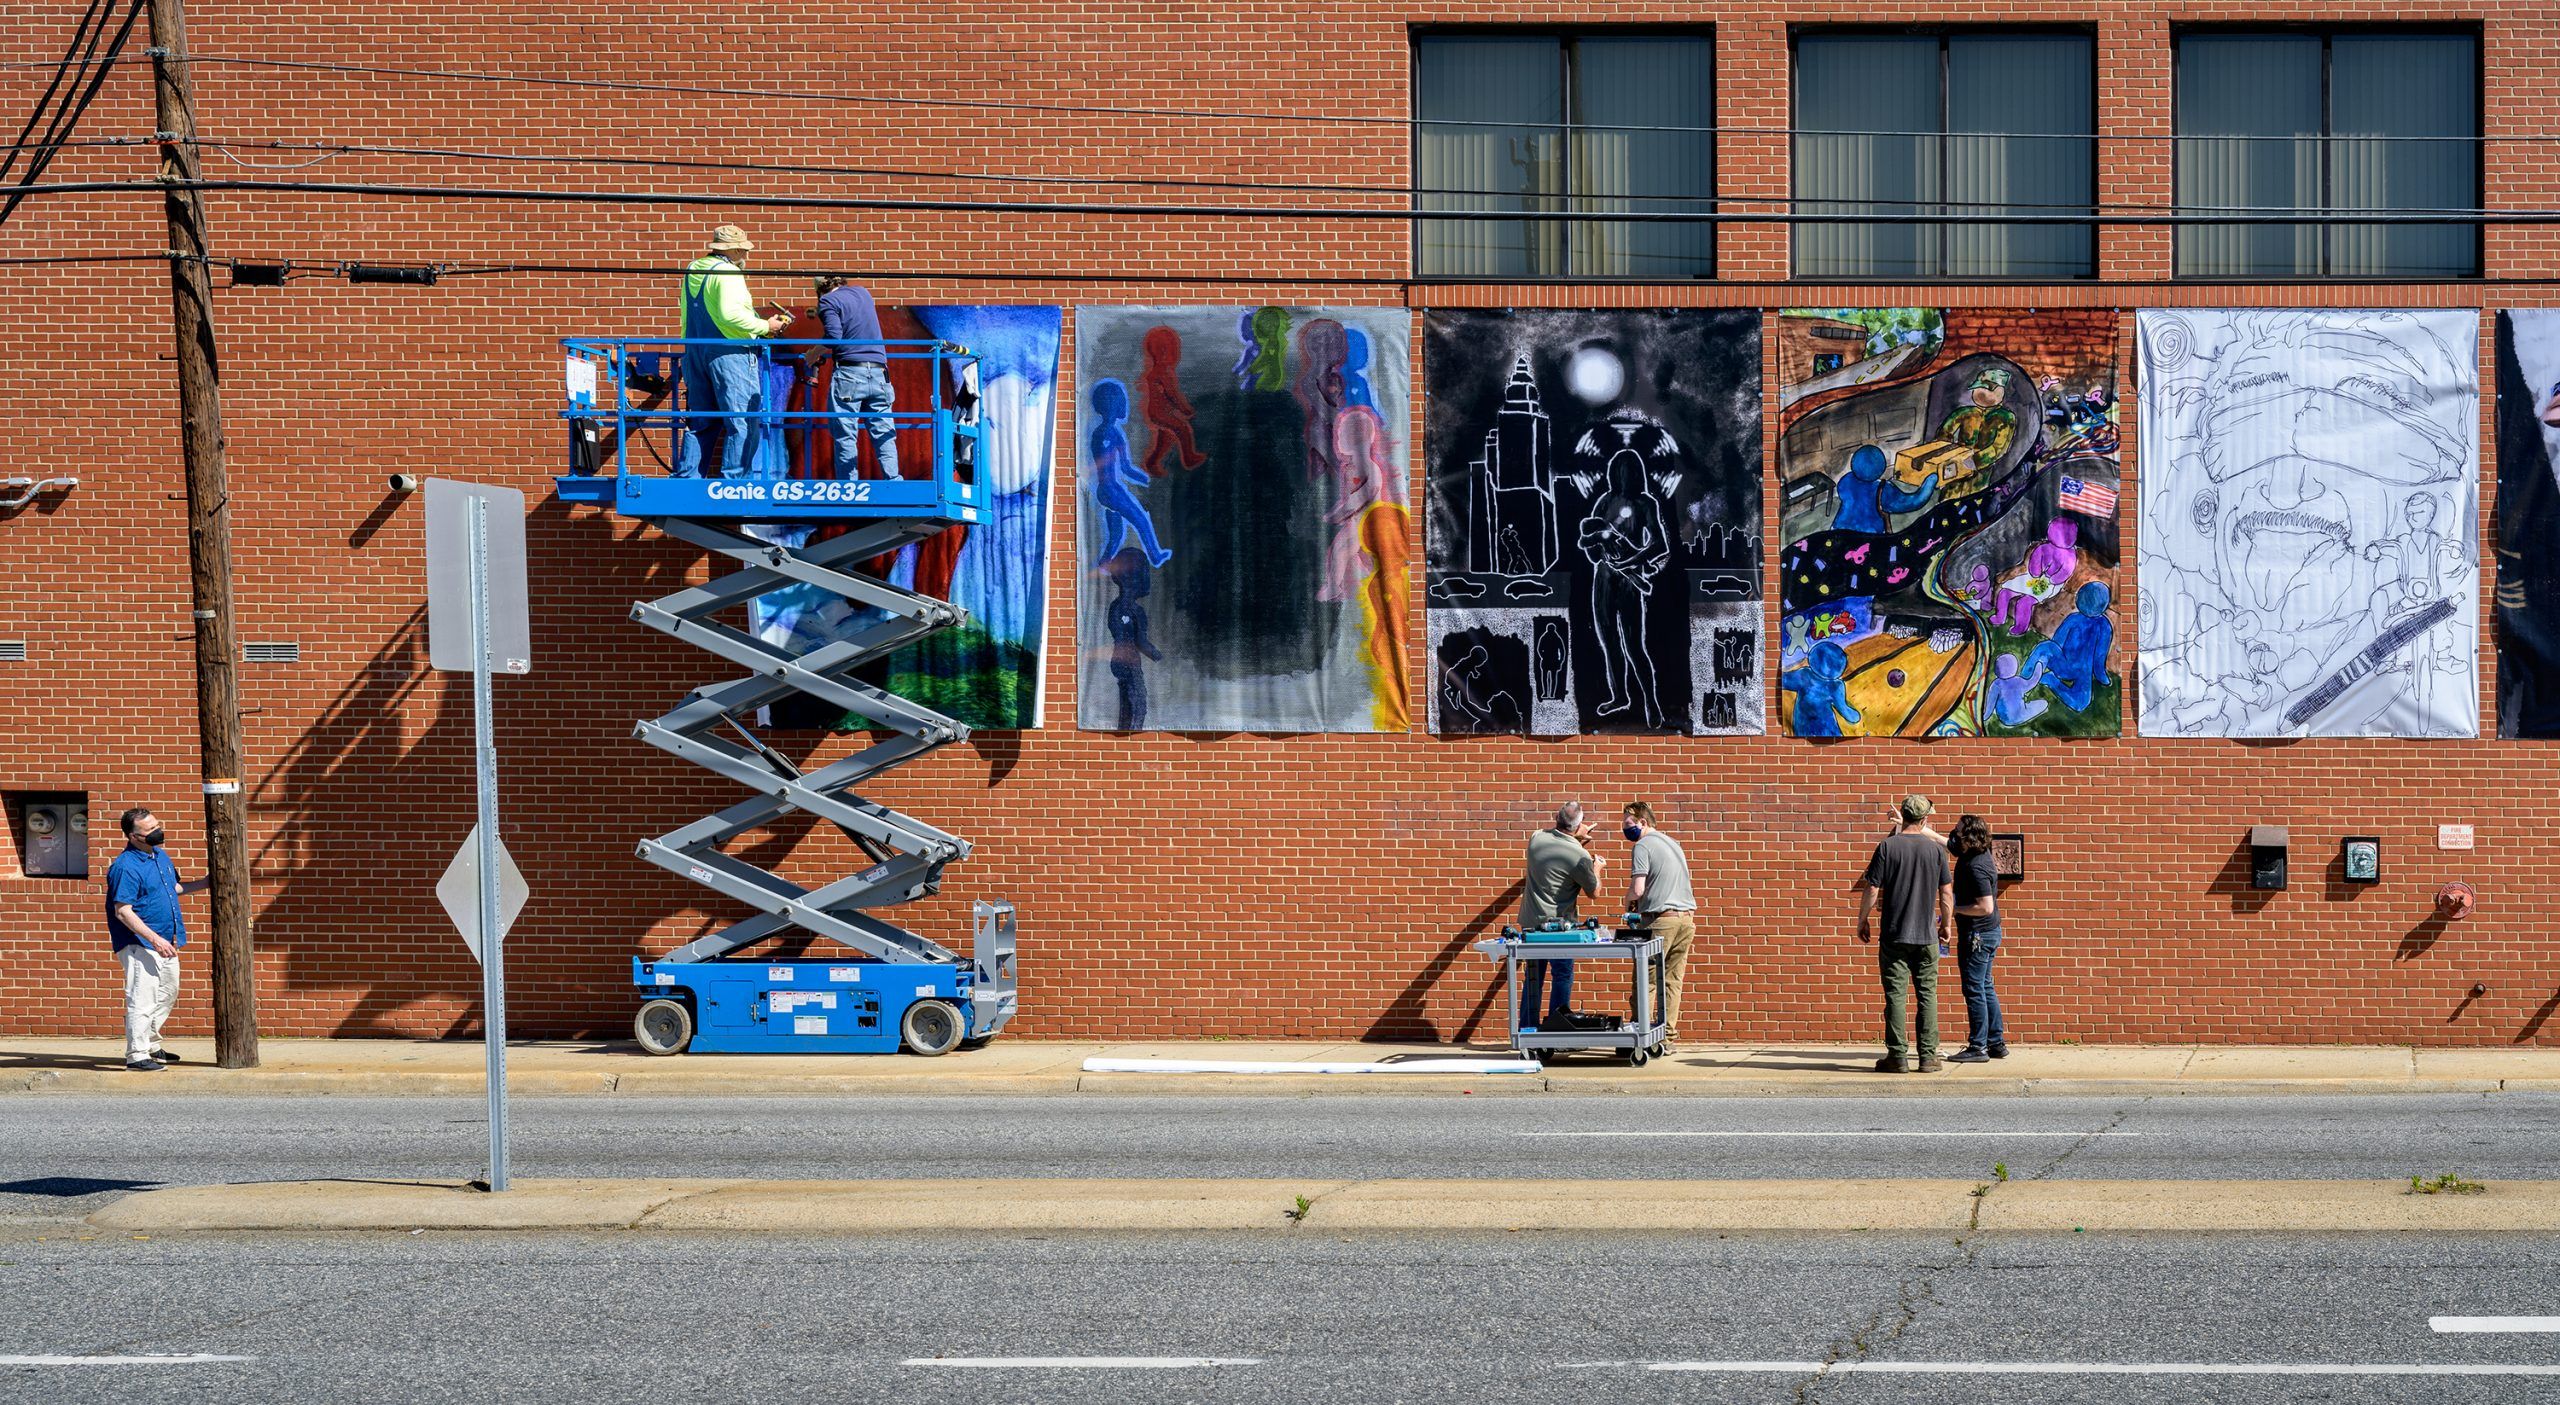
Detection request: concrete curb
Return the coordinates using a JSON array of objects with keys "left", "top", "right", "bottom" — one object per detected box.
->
[
  {"left": 11, "top": 1069, "right": 2542, "bottom": 1098},
  {"left": 82, "top": 1177, "right": 2560, "bottom": 1235}
]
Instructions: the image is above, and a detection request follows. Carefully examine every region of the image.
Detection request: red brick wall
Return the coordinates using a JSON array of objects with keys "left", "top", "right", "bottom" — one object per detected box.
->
[{"left": 3, "top": 3, "right": 2556, "bottom": 1047}]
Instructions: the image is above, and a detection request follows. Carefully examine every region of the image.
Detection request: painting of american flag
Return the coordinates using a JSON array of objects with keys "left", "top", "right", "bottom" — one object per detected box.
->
[{"left": 2058, "top": 475, "right": 2117, "bottom": 517}]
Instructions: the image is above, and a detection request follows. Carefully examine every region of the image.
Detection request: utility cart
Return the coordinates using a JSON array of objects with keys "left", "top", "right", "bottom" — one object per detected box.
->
[{"left": 1475, "top": 924, "right": 1673, "bottom": 1066}]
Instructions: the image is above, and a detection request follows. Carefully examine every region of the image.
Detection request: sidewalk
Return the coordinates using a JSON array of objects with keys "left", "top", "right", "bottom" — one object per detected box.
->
[{"left": 10, "top": 1038, "right": 2560, "bottom": 1097}]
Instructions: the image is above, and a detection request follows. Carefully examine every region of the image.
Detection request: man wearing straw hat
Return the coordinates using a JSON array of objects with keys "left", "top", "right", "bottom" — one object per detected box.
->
[{"left": 677, "top": 224, "right": 794, "bottom": 479}]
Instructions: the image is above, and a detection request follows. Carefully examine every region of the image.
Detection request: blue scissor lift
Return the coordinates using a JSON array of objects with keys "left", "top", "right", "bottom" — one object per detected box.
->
[{"left": 557, "top": 336, "right": 1017, "bottom": 1056}]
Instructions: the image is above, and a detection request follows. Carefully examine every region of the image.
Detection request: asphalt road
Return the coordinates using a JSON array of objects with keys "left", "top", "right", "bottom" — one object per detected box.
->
[
  {"left": 2, "top": 1092, "right": 2554, "bottom": 1222},
  {"left": 1, "top": 1229, "right": 2556, "bottom": 1403}
]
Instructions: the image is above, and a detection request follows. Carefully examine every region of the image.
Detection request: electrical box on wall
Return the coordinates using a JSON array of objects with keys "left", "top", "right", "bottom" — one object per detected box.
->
[
  {"left": 2249, "top": 826, "right": 2289, "bottom": 892},
  {"left": 17, "top": 795, "right": 88, "bottom": 878}
]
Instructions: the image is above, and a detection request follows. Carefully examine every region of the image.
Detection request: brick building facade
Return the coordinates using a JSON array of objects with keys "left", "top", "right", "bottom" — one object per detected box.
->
[{"left": 3, "top": 4, "right": 2554, "bottom": 1047}]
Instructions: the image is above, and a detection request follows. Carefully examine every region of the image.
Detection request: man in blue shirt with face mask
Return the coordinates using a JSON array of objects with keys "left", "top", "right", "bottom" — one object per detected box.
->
[{"left": 104, "top": 807, "right": 208, "bottom": 1071}]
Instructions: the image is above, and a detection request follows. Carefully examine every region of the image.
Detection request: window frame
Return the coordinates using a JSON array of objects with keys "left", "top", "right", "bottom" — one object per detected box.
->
[
  {"left": 1407, "top": 25, "right": 1718, "bottom": 283},
  {"left": 2170, "top": 23, "right": 2485, "bottom": 283},
  {"left": 1786, "top": 24, "right": 2100, "bottom": 284}
]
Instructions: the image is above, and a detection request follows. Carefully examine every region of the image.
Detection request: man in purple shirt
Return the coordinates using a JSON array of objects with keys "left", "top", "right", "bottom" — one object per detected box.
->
[{"left": 814, "top": 275, "right": 898, "bottom": 480}]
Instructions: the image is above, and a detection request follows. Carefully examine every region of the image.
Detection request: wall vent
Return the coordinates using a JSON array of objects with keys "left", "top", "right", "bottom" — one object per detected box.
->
[
  {"left": 243, "top": 641, "right": 301, "bottom": 663},
  {"left": 0, "top": 641, "right": 26, "bottom": 662}
]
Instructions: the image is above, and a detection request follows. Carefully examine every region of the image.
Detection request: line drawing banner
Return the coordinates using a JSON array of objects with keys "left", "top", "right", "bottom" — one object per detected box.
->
[{"left": 2137, "top": 309, "right": 2479, "bottom": 739}]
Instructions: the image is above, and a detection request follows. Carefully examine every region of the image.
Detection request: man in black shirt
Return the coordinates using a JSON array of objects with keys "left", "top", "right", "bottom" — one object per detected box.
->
[{"left": 1855, "top": 795, "right": 1953, "bottom": 1073}]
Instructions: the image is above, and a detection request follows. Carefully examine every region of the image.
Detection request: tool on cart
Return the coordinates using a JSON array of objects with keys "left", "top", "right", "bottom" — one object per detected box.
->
[
  {"left": 1474, "top": 921, "right": 1673, "bottom": 1066},
  {"left": 555, "top": 335, "right": 1018, "bottom": 1056}
]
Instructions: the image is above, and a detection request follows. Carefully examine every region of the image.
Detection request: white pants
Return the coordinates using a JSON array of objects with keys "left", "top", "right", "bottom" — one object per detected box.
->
[{"left": 118, "top": 944, "right": 179, "bottom": 1062}]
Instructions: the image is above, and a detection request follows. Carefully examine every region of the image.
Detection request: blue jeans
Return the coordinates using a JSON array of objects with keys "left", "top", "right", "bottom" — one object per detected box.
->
[
  {"left": 1957, "top": 923, "right": 2005, "bottom": 1051},
  {"left": 677, "top": 347, "right": 764, "bottom": 479},
  {"left": 1519, "top": 959, "right": 1575, "bottom": 1029},
  {"left": 829, "top": 361, "right": 899, "bottom": 479}
]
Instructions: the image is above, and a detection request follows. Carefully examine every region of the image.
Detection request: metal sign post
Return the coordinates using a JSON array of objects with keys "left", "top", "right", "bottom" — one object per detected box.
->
[
  {"left": 468, "top": 497, "right": 508, "bottom": 1190},
  {"left": 425, "top": 479, "right": 531, "bottom": 1193}
]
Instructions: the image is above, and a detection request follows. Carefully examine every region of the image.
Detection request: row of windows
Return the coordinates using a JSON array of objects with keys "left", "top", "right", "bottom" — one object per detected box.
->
[{"left": 1413, "top": 28, "right": 2483, "bottom": 281}]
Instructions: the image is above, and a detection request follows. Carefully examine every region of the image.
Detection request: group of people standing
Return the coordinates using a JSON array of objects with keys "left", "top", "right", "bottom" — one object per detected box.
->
[
  {"left": 1517, "top": 794, "right": 2011, "bottom": 1070},
  {"left": 1857, "top": 795, "right": 2008, "bottom": 1070},
  {"left": 676, "top": 224, "right": 899, "bottom": 482},
  {"left": 1518, "top": 801, "right": 1698, "bottom": 1048}
]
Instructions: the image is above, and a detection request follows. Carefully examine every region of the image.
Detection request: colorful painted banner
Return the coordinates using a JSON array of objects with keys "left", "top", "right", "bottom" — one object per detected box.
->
[
  {"left": 2138, "top": 310, "right": 2478, "bottom": 739},
  {"left": 1775, "top": 309, "right": 2122, "bottom": 739},
  {"left": 1422, "top": 309, "right": 1763, "bottom": 735},
  {"left": 1075, "top": 306, "right": 1413, "bottom": 732},
  {"left": 748, "top": 304, "right": 1061, "bottom": 730}
]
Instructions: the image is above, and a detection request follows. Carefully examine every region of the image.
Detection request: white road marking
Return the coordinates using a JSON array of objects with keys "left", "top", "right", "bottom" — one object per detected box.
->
[
  {"left": 902, "top": 1357, "right": 1260, "bottom": 1369},
  {"left": 2433, "top": 1317, "right": 2560, "bottom": 1334},
  {"left": 0, "top": 1355, "right": 251, "bottom": 1366},
  {"left": 1519, "top": 1130, "right": 2139, "bottom": 1138},
  {"left": 1645, "top": 1361, "right": 2560, "bottom": 1376}
]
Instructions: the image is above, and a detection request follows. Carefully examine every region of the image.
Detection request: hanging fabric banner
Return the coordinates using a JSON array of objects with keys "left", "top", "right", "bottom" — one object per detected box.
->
[{"left": 2137, "top": 309, "right": 2479, "bottom": 739}]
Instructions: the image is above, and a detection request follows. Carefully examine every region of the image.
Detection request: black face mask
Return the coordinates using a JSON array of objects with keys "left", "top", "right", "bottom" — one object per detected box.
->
[{"left": 136, "top": 830, "right": 166, "bottom": 847}]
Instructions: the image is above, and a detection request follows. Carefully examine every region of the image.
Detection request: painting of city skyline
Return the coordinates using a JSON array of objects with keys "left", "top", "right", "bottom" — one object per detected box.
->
[{"left": 1422, "top": 309, "right": 1763, "bottom": 735}]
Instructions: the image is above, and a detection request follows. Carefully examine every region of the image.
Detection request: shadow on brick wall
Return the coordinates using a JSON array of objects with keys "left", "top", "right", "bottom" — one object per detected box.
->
[
  {"left": 1364, "top": 880, "right": 1521, "bottom": 1044},
  {"left": 247, "top": 496, "right": 794, "bottom": 1038}
]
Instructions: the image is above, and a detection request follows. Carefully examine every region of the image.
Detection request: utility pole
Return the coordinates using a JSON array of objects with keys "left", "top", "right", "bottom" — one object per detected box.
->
[{"left": 147, "top": 0, "right": 257, "bottom": 1067}]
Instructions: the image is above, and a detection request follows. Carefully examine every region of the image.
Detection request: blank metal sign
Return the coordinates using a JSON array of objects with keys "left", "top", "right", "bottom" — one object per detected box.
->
[{"left": 424, "top": 478, "right": 532, "bottom": 674}]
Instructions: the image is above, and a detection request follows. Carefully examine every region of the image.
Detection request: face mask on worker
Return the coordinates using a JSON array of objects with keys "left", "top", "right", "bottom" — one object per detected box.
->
[
  {"left": 1623, "top": 823, "right": 1643, "bottom": 842},
  {"left": 137, "top": 829, "right": 165, "bottom": 847}
]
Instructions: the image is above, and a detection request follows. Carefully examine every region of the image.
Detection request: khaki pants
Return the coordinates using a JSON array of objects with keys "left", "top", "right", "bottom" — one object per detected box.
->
[
  {"left": 118, "top": 944, "right": 180, "bottom": 1063},
  {"left": 1637, "top": 911, "right": 1696, "bottom": 1035}
]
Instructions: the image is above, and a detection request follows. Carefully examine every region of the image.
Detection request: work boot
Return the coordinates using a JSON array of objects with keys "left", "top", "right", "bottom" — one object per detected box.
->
[
  {"left": 1917, "top": 1055, "right": 1945, "bottom": 1073},
  {"left": 1873, "top": 1055, "right": 1911, "bottom": 1073}
]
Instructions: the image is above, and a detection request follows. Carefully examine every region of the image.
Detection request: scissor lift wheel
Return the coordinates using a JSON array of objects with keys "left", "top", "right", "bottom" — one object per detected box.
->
[
  {"left": 636, "top": 998, "right": 695, "bottom": 1056},
  {"left": 901, "top": 1000, "right": 964, "bottom": 1057}
]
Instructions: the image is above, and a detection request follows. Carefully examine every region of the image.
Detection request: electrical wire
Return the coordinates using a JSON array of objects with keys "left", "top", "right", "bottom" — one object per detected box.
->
[
  {"left": 0, "top": 250, "right": 162, "bottom": 265},
  {"left": 0, "top": 176, "right": 2536, "bottom": 225},
  {"left": 134, "top": 52, "right": 2526, "bottom": 144},
  {"left": 0, "top": 0, "right": 146, "bottom": 229},
  {"left": 164, "top": 133, "right": 2516, "bottom": 217},
  {"left": 153, "top": 250, "right": 2560, "bottom": 288},
  {"left": 0, "top": 0, "right": 108, "bottom": 188}
]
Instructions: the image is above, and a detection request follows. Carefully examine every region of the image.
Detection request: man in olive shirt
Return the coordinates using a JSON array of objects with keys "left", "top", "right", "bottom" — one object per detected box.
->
[
  {"left": 1622, "top": 801, "right": 1697, "bottom": 1049},
  {"left": 1856, "top": 794, "right": 1954, "bottom": 1073},
  {"left": 1518, "top": 802, "right": 1605, "bottom": 1029}
]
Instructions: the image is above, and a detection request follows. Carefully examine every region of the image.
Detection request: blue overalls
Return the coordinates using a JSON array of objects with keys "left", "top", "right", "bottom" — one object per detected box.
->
[{"left": 676, "top": 265, "right": 765, "bottom": 479}]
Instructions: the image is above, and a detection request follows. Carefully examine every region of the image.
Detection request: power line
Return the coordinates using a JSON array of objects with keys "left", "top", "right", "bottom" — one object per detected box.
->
[
  {"left": 3, "top": 175, "right": 2544, "bottom": 225},
  {"left": 157, "top": 250, "right": 2560, "bottom": 288},
  {"left": 0, "top": 249, "right": 162, "bottom": 264},
  {"left": 127, "top": 52, "right": 2533, "bottom": 144},
  {"left": 167, "top": 133, "right": 2519, "bottom": 217},
  {"left": 0, "top": 0, "right": 145, "bottom": 228}
]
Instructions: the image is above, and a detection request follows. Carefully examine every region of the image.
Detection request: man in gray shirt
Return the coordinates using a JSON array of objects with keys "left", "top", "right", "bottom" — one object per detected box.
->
[
  {"left": 1856, "top": 794, "right": 1954, "bottom": 1073},
  {"left": 1518, "top": 802, "right": 1605, "bottom": 1030},
  {"left": 1622, "top": 800, "right": 1697, "bottom": 1050}
]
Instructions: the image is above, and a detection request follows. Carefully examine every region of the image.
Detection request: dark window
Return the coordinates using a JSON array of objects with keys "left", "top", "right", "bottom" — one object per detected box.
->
[
  {"left": 2175, "top": 30, "right": 2479, "bottom": 278},
  {"left": 1792, "top": 30, "right": 2096, "bottom": 280},
  {"left": 1413, "top": 33, "right": 1713, "bottom": 279}
]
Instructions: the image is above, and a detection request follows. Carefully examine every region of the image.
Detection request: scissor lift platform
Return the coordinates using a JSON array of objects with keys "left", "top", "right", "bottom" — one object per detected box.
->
[{"left": 559, "top": 335, "right": 1018, "bottom": 1055}]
